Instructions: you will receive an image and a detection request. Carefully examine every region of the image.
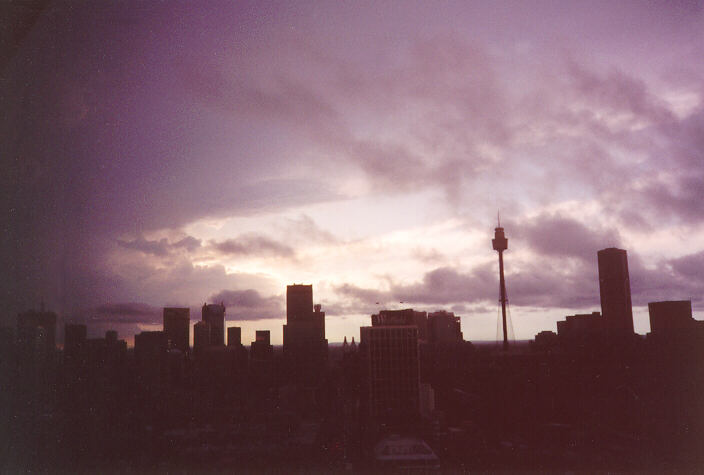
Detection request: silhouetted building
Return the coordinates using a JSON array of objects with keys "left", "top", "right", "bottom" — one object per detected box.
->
[
  {"left": 287, "top": 284, "right": 314, "bottom": 321},
  {"left": 17, "top": 309, "right": 57, "bottom": 351},
  {"left": 250, "top": 330, "right": 273, "bottom": 361},
  {"left": 648, "top": 300, "right": 695, "bottom": 334},
  {"left": 64, "top": 323, "right": 87, "bottom": 364},
  {"left": 556, "top": 312, "right": 605, "bottom": 341},
  {"left": 361, "top": 311, "right": 421, "bottom": 426},
  {"left": 202, "top": 302, "right": 225, "bottom": 346},
  {"left": 134, "top": 331, "right": 167, "bottom": 362},
  {"left": 250, "top": 330, "right": 274, "bottom": 393},
  {"left": 105, "top": 330, "right": 117, "bottom": 344},
  {"left": 534, "top": 330, "right": 559, "bottom": 348},
  {"left": 428, "top": 310, "right": 462, "bottom": 343},
  {"left": 228, "top": 326, "right": 242, "bottom": 346},
  {"left": 372, "top": 309, "right": 428, "bottom": 341},
  {"left": 283, "top": 284, "right": 328, "bottom": 384},
  {"left": 163, "top": 307, "right": 190, "bottom": 352},
  {"left": 85, "top": 331, "right": 127, "bottom": 370},
  {"left": 193, "top": 321, "right": 211, "bottom": 354},
  {"left": 598, "top": 248, "right": 634, "bottom": 335}
]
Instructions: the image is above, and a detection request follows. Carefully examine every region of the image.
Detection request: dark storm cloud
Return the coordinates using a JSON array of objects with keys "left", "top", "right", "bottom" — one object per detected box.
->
[
  {"left": 336, "top": 244, "right": 704, "bottom": 312},
  {"left": 208, "top": 289, "right": 283, "bottom": 320},
  {"left": 334, "top": 260, "right": 596, "bottom": 311},
  {"left": 669, "top": 250, "right": 704, "bottom": 278},
  {"left": 210, "top": 234, "right": 295, "bottom": 259},
  {"left": 566, "top": 61, "right": 675, "bottom": 125},
  {"left": 515, "top": 214, "right": 622, "bottom": 262},
  {"left": 335, "top": 284, "right": 388, "bottom": 306}
]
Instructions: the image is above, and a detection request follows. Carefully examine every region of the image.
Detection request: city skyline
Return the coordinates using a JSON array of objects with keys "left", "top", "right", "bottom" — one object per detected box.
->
[
  {"left": 3, "top": 1, "right": 704, "bottom": 345},
  {"left": 10, "top": 234, "right": 703, "bottom": 347}
]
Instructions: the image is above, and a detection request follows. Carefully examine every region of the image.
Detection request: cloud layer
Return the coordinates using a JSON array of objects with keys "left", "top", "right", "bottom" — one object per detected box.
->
[{"left": 3, "top": 1, "right": 703, "bottom": 341}]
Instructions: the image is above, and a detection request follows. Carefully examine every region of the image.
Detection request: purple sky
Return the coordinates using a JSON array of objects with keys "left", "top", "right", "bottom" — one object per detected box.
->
[{"left": 3, "top": 0, "right": 704, "bottom": 345}]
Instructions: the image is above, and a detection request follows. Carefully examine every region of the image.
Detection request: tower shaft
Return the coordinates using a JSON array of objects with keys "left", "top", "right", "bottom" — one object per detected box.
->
[{"left": 498, "top": 250, "right": 508, "bottom": 351}]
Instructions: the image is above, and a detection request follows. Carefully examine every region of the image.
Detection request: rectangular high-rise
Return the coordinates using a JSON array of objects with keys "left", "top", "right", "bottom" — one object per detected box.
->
[
  {"left": 202, "top": 303, "right": 225, "bottom": 346},
  {"left": 283, "top": 284, "right": 327, "bottom": 383},
  {"left": 360, "top": 322, "right": 420, "bottom": 424},
  {"left": 286, "top": 284, "right": 314, "bottom": 322},
  {"left": 163, "top": 307, "right": 190, "bottom": 352},
  {"left": 597, "top": 248, "right": 634, "bottom": 335}
]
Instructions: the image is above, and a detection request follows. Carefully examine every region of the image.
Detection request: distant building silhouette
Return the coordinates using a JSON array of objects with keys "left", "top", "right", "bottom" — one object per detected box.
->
[
  {"left": 226, "top": 326, "right": 248, "bottom": 378},
  {"left": 648, "top": 300, "right": 700, "bottom": 335},
  {"left": 134, "top": 330, "right": 167, "bottom": 390},
  {"left": 163, "top": 307, "right": 190, "bottom": 353},
  {"left": 534, "top": 330, "right": 558, "bottom": 348},
  {"left": 286, "top": 284, "right": 314, "bottom": 322},
  {"left": 202, "top": 303, "right": 225, "bottom": 346},
  {"left": 250, "top": 330, "right": 273, "bottom": 360},
  {"left": 134, "top": 331, "right": 167, "bottom": 362},
  {"left": 556, "top": 311, "right": 605, "bottom": 341},
  {"left": 372, "top": 309, "right": 428, "bottom": 341},
  {"left": 361, "top": 310, "right": 421, "bottom": 426},
  {"left": 193, "top": 320, "right": 211, "bottom": 354},
  {"left": 227, "top": 326, "right": 242, "bottom": 347},
  {"left": 282, "top": 284, "right": 328, "bottom": 383},
  {"left": 427, "top": 310, "right": 462, "bottom": 343},
  {"left": 598, "top": 248, "right": 634, "bottom": 335},
  {"left": 250, "top": 330, "right": 274, "bottom": 391},
  {"left": 64, "top": 323, "right": 87, "bottom": 364}
]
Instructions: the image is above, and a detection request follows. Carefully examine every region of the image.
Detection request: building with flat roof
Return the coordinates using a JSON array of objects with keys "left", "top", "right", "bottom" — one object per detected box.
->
[
  {"left": 361, "top": 312, "right": 421, "bottom": 425},
  {"left": 202, "top": 303, "right": 225, "bottom": 346},
  {"left": 283, "top": 285, "right": 327, "bottom": 384},
  {"left": 163, "top": 307, "right": 190, "bottom": 353},
  {"left": 193, "top": 321, "right": 211, "bottom": 354},
  {"left": 598, "top": 248, "right": 634, "bottom": 335},
  {"left": 648, "top": 300, "right": 693, "bottom": 334}
]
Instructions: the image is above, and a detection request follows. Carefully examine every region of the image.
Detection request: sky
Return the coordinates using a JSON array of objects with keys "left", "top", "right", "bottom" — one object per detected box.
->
[{"left": 2, "top": 0, "right": 704, "bottom": 346}]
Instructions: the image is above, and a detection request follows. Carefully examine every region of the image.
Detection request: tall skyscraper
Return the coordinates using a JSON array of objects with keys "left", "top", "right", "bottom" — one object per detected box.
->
[
  {"left": 361, "top": 310, "right": 421, "bottom": 425},
  {"left": 202, "top": 303, "right": 225, "bottom": 346},
  {"left": 163, "top": 307, "right": 190, "bottom": 352},
  {"left": 283, "top": 284, "right": 327, "bottom": 383},
  {"left": 286, "top": 284, "right": 315, "bottom": 322},
  {"left": 597, "top": 248, "right": 634, "bottom": 335}
]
